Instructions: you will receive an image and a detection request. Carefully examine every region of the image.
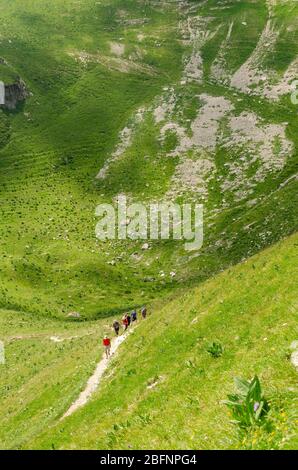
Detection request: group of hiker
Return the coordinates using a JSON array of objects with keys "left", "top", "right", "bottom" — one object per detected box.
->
[{"left": 102, "top": 306, "right": 147, "bottom": 358}]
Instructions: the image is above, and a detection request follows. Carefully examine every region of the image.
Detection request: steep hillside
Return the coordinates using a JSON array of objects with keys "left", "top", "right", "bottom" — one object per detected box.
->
[
  {"left": 21, "top": 232, "right": 298, "bottom": 450},
  {"left": 0, "top": 0, "right": 297, "bottom": 451},
  {"left": 0, "top": 309, "right": 108, "bottom": 449},
  {"left": 0, "top": 0, "right": 297, "bottom": 318}
]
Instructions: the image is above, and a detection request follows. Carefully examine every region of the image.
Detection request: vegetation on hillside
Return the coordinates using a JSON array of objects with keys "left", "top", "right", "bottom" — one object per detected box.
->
[
  {"left": 0, "top": 0, "right": 297, "bottom": 451},
  {"left": 0, "top": 0, "right": 297, "bottom": 318},
  {"left": 8, "top": 233, "right": 297, "bottom": 450}
]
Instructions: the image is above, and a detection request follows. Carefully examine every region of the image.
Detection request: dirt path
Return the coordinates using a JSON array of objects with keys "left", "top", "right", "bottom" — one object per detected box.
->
[{"left": 61, "top": 329, "right": 132, "bottom": 420}]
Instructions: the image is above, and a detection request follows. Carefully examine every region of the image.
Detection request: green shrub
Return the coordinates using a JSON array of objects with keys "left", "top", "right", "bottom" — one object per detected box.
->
[
  {"left": 224, "top": 376, "right": 270, "bottom": 430},
  {"left": 207, "top": 341, "right": 224, "bottom": 358}
]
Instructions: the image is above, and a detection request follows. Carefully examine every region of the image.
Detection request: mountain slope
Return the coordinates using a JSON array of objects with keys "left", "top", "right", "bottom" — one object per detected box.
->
[
  {"left": 0, "top": 0, "right": 297, "bottom": 451},
  {"left": 25, "top": 232, "right": 298, "bottom": 450},
  {"left": 0, "top": 0, "right": 297, "bottom": 318},
  {"left": 0, "top": 309, "right": 108, "bottom": 449}
]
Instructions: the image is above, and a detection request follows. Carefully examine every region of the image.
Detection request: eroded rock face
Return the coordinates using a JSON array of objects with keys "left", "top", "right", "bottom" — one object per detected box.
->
[{"left": 1, "top": 79, "right": 28, "bottom": 110}]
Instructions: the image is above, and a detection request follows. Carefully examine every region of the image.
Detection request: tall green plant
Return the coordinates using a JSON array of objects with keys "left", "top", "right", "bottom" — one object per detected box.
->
[
  {"left": 207, "top": 341, "right": 223, "bottom": 358},
  {"left": 224, "top": 376, "right": 270, "bottom": 430}
]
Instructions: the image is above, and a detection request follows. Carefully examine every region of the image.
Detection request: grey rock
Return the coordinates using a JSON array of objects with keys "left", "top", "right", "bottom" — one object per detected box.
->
[
  {"left": 1, "top": 78, "right": 29, "bottom": 110},
  {"left": 290, "top": 350, "right": 298, "bottom": 370},
  {"left": 67, "top": 311, "right": 81, "bottom": 319}
]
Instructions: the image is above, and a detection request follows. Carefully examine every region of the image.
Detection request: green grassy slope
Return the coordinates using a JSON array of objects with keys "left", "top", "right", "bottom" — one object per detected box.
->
[
  {"left": 0, "top": 310, "right": 108, "bottom": 449},
  {"left": 0, "top": 0, "right": 297, "bottom": 450},
  {"left": 0, "top": 0, "right": 297, "bottom": 318},
  {"left": 22, "top": 232, "right": 298, "bottom": 450},
  {"left": 0, "top": 0, "right": 185, "bottom": 317}
]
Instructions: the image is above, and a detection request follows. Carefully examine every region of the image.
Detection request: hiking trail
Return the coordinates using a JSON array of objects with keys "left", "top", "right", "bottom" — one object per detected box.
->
[{"left": 61, "top": 329, "right": 132, "bottom": 420}]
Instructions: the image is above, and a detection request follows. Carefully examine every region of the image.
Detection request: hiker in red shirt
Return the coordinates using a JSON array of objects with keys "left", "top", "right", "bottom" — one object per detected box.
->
[
  {"left": 103, "top": 335, "right": 111, "bottom": 359},
  {"left": 122, "top": 314, "right": 129, "bottom": 331}
]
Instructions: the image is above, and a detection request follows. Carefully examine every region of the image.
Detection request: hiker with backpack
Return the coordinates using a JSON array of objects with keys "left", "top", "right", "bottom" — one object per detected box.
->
[
  {"left": 141, "top": 306, "right": 147, "bottom": 319},
  {"left": 113, "top": 320, "right": 120, "bottom": 336},
  {"left": 127, "top": 312, "right": 131, "bottom": 327},
  {"left": 103, "top": 335, "right": 111, "bottom": 359},
  {"left": 122, "top": 314, "right": 129, "bottom": 331},
  {"left": 131, "top": 309, "right": 137, "bottom": 323}
]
